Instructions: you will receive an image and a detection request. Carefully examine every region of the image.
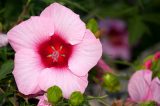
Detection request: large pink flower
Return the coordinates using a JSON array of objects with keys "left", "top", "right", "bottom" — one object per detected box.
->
[
  {"left": 128, "top": 70, "right": 160, "bottom": 104},
  {"left": 7, "top": 3, "right": 102, "bottom": 98}
]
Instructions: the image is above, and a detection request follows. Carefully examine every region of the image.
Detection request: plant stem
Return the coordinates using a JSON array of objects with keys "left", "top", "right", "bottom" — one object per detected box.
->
[
  {"left": 16, "top": 0, "right": 31, "bottom": 24},
  {"left": 112, "top": 60, "right": 135, "bottom": 69},
  {"left": 97, "top": 99, "right": 110, "bottom": 106},
  {"left": 87, "top": 95, "right": 108, "bottom": 100}
]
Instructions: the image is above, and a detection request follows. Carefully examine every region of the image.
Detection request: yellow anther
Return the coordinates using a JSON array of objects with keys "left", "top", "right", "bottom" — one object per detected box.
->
[
  {"left": 51, "top": 46, "right": 56, "bottom": 51},
  {"left": 61, "top": 54, "right": 65, "bottom": 57},
  {"left": 47, "top": 54, "right": 52, "bottom": 57},
  {"left": 60, "top": 45, "right": 63, "bottom": 51}
]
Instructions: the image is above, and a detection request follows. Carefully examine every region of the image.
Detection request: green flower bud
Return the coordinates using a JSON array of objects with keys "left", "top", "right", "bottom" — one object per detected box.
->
[
  {"left": 140, "top": 101, "right": 156, "bottom": 106},
  {"left": 102, "top": 73, "right": 120, "bottom": 93},
  {"left": 69, "top": 91, "right": 84, "bottom": 106},
  {"left": 47, "top": 85, "right": 62, "bottom": 104},
  {"left": 86, "top": 18, "right": 99, "bottom": 38},
  {"left": 152, "top": 59, "right": 160, "bottom": 70},
  {"left": 152, "top": 59, "right": 160, "bottom": 78}
]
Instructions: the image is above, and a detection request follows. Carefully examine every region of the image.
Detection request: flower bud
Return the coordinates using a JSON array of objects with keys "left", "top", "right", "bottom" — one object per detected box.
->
[
  {"left": 86, "top": 18, "right": 100, "bottom": 38},
  {"left": 144, "top": 59, "right": 152, "bottom": 69},
  {"left": 102, "top": 73, "right": 120, "bottom": 92},
  {"left": 69, "top": 91, "right": 84, "bottom": 106},
  {"left": 154, "top": 52, "right": 160, "bottom": 61},
  {"left": 47, "top": 85, "right": 62, "bottom": 104},
  {"left": 151, "top": 59, "right": 160, "bottom": 73}
]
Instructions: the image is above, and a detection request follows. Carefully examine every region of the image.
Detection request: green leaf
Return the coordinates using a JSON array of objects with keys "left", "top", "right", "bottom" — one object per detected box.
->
[
  {"left": 142, "top": 14, "right": 160, "bottom": 25},
  {"left": 128, "top": 16, "right": 149, "bottom": 45},
  {"left": 0, "top": 22, "right": 2, "bottom": 31},
  {"left": 9, "top": 97, "right": 17, "bottom": 106},
  {"left": 61, "top": 0, "right": 88, "bottom": 12},
  {"left": 47, "top": 86, "right": 62, "bottom": 105},
  {"left": 41, "top": 0, "right": 55, "bottom": 4},
  {"left": 97, "top": 3, "right": 138, "bottom": 18},
  {"left": 0, "top": 60, "right": 13, "bottom": 80},
  {"left": 86, "top": 18, "right": 98, "bottom": 34}
]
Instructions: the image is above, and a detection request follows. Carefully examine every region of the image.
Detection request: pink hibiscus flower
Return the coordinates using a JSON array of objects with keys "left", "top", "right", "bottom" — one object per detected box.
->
[
  {"left": 0, "top": 33, "right": 8, "bottom": 47},
  {"left": 99, "top": 19, "right": 130, "bottom": 60},
  {"left": 7, "top": 3, "right": 102, "bottom": 98},
  {"left": 128, "top": 70, "right": 160, "bottom": 104}
]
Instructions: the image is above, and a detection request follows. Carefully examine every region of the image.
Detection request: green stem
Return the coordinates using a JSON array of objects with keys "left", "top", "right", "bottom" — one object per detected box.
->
[
  {"left": 16, "top": 0, "right": 31, "bottom": 24},
  {"left": 62, "top": 0, "right": 102, "bottom": 20},
  {"left": 62, "top": 0, "right": 88, "bottom": 12},
  {"left": 97, "top": 99, "right": 110, "bottom": 106},
  {"left": 117, "top": 74, "right": 130, "bottom": 80},
  {"left": 0, "top": 87, "right": 18, "bottom": 106},
  {"left": 112, "top": 60, "right": 135, "bottom": 69},
  {"left": 0, "top": 87, "right": 5, "bottom": 93},
  {"left": 87, "top": 95, "right": 108, "bottom": 100}
]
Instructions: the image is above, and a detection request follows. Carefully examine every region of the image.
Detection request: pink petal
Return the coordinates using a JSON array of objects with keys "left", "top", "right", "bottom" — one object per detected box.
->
[
  {"left": 0, "top": 34, "right": 8, "bottom": 47},
  {"left": 128, "top": 70, "right": 152, "bottom": 102},
  {"left": 7, "top": 17, "right": 54, "bottom": 51},
  {"left": 150, "top": 78, "right": 160, "bottom": 104},
  {"left": 68, "top": 30, "right": 102, "bottom": 76},
  {"left": 40, "top": 3, "right": 85, "bottom": 45},
  {"left": 13, "top": 49, "right": 44, "bottom": 95},
  {"left": 97, "top": 58, "right": 112, "bottom": 73},
  {"left": 39, "top": 68, "right": 88, "bottom": 99},
  {"left": 37, "top": 95, "right": 51, "bottom": 106}
]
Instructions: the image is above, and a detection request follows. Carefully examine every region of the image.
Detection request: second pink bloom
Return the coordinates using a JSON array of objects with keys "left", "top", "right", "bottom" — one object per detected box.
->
[{"left": 128, "top": 70, "right": 160, "bottom": 104}]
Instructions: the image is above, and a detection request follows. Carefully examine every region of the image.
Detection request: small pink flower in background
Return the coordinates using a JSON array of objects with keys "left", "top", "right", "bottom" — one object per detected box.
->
[
  {"left": 0, "top": 33, "right": 8, "bottom": 47},
  {"left": 128, "top": 70, "right": 160, "bottom": 104},
  {"left": 154, "top": 52, "right": 160, "bottom": 61},
  {"left": 144, "top": 59, "right": 152, "bottom": 69},
  {"left": 143, "top": 52, "right": 160, "bottom": 69},
  {"left": 99, "top": 19, "right": 130, "bottom": 60},
  {"left": 37, "top": 95, "right": 51, "bottom": 106},
  {"left": 8, "top": 3, "right": 102, "bottom": 98}
]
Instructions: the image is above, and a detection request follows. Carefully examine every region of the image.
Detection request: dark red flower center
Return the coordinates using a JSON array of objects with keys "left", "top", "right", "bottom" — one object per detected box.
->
[
  {"left": 37, "top": 34, "right": 73, "bottom": 68},
  {"left": 107, "top": 27, "right": 127, "bottom": 46}
]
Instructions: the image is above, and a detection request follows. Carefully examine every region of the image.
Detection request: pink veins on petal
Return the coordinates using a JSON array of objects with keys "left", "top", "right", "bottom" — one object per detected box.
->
[{"left": 37, "top": 34, "right": 73, "bottom": 68}]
